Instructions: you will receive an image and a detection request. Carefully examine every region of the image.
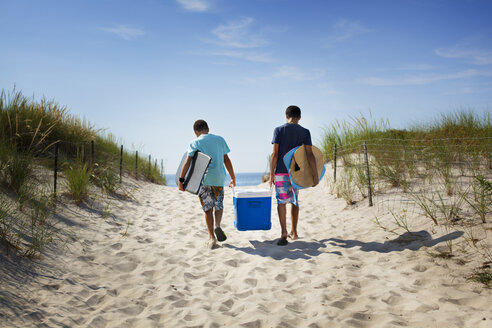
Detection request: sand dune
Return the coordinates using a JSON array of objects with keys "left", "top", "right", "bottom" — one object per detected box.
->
[{"left": 1, "top": 172, "right": 491, "bottom": 327}]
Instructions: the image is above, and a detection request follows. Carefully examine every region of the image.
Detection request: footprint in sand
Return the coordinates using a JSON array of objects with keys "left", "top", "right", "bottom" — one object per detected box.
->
[
  {"left": 110, "top": 242, "right": 123, "bottom": 250},
  {"left": 119, "top": 302, "right": 147, "bottom": 316},
  {"left": 205, "top": 279, "right": 225, "bottom": 287},
  {"left": 235, "top": 290, "right": 253, "bottom": 299},
  {"left": 85, "top": 293, "right": 108, "bottom": 307},
  {"left": 330, "top": 296, "right": 356, "bottom": 309},
  {"left": 88, "top": 316, "right": 107, "bottom": 327},
  {"left": 77, "top": 255, "right": 95, "bottom": 262},
  {"left": 285, "top": 302, "right": 303, "bottom": 314},
  {"left": 382, "top": 291, "right": 402, "bottom": 305},
  {"left": 241, "top": 319, "right": 263, "bottom": 328},
  {"left": 114, "top": 261, "right": 138, "bottom": 272},
  {"left": 142, "top": 270, "right": 158, "bottom": 280},
  {"left": 245, "top": 278, "right": 258, "bottom": 287},
  {"left": 171, "top": 299, "right": 189, "bottom": 308},
  {"left": 412, "top": 264, "right": 427, "bottom": 272},
  {"left": 136, "top": 236, "right": 153, "bottom": 244},
  {"left": 42, "top": 284, "right": 61, "bottom": 291},
  {"left": 221, "top": 298, "right": 235, "bottom": 310},
  {"left": 416, "top": 303, "right": 440, "bottom": 312},
  {"left": 275, "top": 274, "right": 287, "bottom": 282},
  {"left": 351, "top": 312, "right": 372, "bottom": 321}
]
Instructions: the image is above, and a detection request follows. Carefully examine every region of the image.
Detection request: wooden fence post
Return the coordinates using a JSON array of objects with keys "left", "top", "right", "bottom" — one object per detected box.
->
[
  {"left": 148, "top": 155, "right": 151, "bottom": 177},
  {"left": 334, "top": 143, "right": 337, "bottom": 183},
  {"left": 91, "top": 140, "right": 95, "bottom": 166},
  {"left": 54, "top": 143, "right": 59, "bottom": 197},
  {"left": 363, "top": 141, "right": 373, "bottom": 207},
  {"left": 120, "top": 145, "right": 123, "bottom": 183},
  {"left": 135, "top": 151, "right": 138, "bottom": 180}
]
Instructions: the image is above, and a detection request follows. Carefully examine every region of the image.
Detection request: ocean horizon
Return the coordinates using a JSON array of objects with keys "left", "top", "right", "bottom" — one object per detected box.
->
[{"left": 165, "top": 172, "right": 266, "bottom": 187}]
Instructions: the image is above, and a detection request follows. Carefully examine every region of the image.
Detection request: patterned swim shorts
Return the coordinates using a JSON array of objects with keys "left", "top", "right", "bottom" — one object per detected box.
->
[
  {"left": 198, "top": 186, "right": 224, "bottom": 212},
  {"left": 275, "top": 173, "right": 299, "bottom": 206}
]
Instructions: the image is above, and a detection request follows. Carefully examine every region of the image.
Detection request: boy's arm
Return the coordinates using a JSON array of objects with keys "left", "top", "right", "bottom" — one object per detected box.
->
[
  {"left": 178, "top": 156, "right": 193, "bottom": 191},
  {"left": 224, "top": 154, "right": 236, "bottom": 187},
  {"left": 305, "top": 145, "right": 319, "bottom": 187},
  {"left": 269, "top": 144, "right": 279, "bottom": 188}
]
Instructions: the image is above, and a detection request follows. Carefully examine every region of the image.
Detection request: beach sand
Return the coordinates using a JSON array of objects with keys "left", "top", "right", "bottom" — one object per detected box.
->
[{"left": 1, "top": 172, "right": 491, "bottom": 328}]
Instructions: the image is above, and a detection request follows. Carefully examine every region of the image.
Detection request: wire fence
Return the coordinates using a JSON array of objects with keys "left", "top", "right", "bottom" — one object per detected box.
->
[
  {"left": 27, "top": 139, "right": 166, "bottom": 196},
  {"left": 328, "top": 137, "right": 492, "bottom": 225}
]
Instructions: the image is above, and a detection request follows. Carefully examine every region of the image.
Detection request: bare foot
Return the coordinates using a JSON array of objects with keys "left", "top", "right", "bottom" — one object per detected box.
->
[
  {"left": 289, "top": 233, "right": 299, "bottom": 240},
  {"left": 207, "top": 238, "right": 217, "bottom": 249}
]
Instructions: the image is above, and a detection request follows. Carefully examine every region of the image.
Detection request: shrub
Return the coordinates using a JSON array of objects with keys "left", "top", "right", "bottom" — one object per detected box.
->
[
  {"left": 92, "top": 164, "right": 119, "bottom": 194},
  {"left": 65, "top": 162, "right": 91, "bottom": 204},
  {"left": 465, "top": 176, "right": 492, "bottom": 223}
]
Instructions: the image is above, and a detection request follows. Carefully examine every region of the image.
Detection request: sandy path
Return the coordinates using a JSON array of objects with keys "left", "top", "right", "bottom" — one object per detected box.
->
[{"left": 1, "top": 176, "right": 491, "bottom": 327}]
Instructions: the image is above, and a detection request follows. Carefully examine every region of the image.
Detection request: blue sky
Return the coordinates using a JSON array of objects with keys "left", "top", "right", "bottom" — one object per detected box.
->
[{"left": 1, "top": 0, "right": 491, "bottom": 173}]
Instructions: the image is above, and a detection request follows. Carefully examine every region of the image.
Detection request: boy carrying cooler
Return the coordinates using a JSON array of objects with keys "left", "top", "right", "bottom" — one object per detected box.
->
[
  {"left": 178, "top": 120, "right": 236, "bottom": 249},
  {"left": 269, "top": 106, "right": 319, "bottom": 246}
]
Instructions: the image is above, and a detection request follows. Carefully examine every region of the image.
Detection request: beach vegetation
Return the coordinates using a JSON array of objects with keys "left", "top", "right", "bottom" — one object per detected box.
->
[
  {"left": 465, "top": 176, "right": 492, "bottom": 223},
  {"left": 322, "top": 110, "right": 491, "bottom": 281},
  {"left": 335, "top": 168, "right": 356, "bottom": 205},
  {"left": 0, "top": 87, "right": 166, "bottom": 257},
  {"left": 467, "top": 269, "right": 492, "bottom": 288},
  {"left": 64, "top": 162, "right": 91, "bottom": 205}
]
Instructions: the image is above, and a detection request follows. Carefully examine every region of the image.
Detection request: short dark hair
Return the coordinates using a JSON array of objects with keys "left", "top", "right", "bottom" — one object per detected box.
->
[
  {"left": 286, "top": 105, "right": 301, "bottom": 119},
  {"left": 193, "top": 120, "right": 209, "bottom": 132}
]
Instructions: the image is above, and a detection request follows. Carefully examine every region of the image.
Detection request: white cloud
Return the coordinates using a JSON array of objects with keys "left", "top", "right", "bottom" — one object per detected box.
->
[
  {"left": 357, "top": 69, "right": 491, "bottom": 86},
  {"left": 273, "top": 66, "right": 325, "bottom": 81},
  {"left": 210, "top": 50, "right": 272, "bottom": 63},
  {"left": 435, "top": 47, "right": 492, "bottom": 65},
  {"left": 176, "top": 0, "right": 209, "bottom": 12},
  {"left": 396, "top": 64, "right": 434, "bottom": 71},
  {"left": 100, "top": 25, "right": 144, "bottom": 40},
  {"left": 201, "top": 17, "right": 272, "bottom": 62},
  {"left": 241, "top": 66, "right": 326, "bottom": 85},
  {"left": 325, "top": 19, "right": 372, "bottom": 47},
  {"left": 211, "top": 17, "right": 268, "bottom": 48}
]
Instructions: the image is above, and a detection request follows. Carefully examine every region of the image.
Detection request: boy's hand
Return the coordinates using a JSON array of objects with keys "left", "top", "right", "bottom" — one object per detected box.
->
[
  {"left": 229, "top": 178, "right": 236, "bottom": 188},
  {"left": 312, "top": 173, "right": 319, "bottom": 187},
  {"left": 178, "top": 182, "right": 185, "bottom": 191},
  {"left": 269, "top": 173, "right": 275, "bottom": 188}
]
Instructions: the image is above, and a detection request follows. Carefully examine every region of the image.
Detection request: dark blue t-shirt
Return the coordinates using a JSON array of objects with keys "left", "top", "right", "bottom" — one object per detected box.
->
[{"left": 272, "top": 123, "right": 312, "bottom": 174}]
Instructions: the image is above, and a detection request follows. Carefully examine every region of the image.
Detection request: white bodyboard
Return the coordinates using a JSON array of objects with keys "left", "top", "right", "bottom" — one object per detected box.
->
[{"left": 175, "top": 151, "right": 212, "bottom": 194}]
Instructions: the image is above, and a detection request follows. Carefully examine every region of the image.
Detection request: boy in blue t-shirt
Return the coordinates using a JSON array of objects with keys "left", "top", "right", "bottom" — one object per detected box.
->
[
  {"left": 269, "top": 106, "right": 319, "bottom": 246},
  {"left": 178, "top": 120, "right": 236, "bottom": 249}
]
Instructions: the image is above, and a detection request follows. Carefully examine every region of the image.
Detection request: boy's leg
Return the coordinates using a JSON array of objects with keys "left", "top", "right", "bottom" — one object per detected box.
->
[
  {"left": 199, "top": 186, "right": 217, "bottom": 247},
  {"left": 211, "top": 187, "right": 227, "bottom": 242},
  {"left": 290, "top": 204, "right": 299, "bottom": 239},
  {"left": 204, "top": 209, "right": 216, "bottom": 241},
  {"left": 277, "top": 204, "right": 288, "bottom": 239},
  {"left": 274, "top": 173, "right": 292, "bottom": 245},
  {"left": 214, "top": 209, "right": 227, "bottom": 242},
  {"left": 214, "top": 209, "right": 223, "bottom": 227}
]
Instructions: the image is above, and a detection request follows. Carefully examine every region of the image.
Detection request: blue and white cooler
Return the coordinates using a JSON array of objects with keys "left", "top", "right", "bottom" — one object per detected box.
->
[{"left": 233, "top": 188, "right": 272, "bottom": 231}]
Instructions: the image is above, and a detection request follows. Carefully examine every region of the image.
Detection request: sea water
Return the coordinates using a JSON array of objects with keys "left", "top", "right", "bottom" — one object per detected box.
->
[{"left": 165, "top": 172, "right": 266, "bottom": 187}]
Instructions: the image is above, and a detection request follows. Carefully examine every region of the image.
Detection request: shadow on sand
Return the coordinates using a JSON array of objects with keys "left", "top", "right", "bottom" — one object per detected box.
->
[
  {"left": 225, "top": 239, "right": 342, "bottom": 260},
  {"left": 328, "top": 230, "right": 464, "bottom": 253},
  {"left": 225, "top": 230, "right": 464, "bottom": 260}
]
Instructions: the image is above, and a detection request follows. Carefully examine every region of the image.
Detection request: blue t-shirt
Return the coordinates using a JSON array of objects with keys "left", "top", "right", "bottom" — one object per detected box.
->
[
  {"left": 187, "top": 133, "right": 230, "bottom": 186},
  {"left": 272, "top": 123, "right": 312, "bottom": 174}
]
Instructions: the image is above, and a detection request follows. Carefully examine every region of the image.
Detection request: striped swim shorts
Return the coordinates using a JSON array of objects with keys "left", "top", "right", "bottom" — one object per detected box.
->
[{"left": 275, "top": 173, "right": 299, "bottom": 206}]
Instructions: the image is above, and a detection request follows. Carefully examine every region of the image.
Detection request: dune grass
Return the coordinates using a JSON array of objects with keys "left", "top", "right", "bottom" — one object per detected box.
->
[
  {"left": 322, "top": 110, "right": 491, "bottom": 273},
  {"left": 322, "top": 110, "right": 491, "bottom": 202},
  {"left": 0, "top": 88, "right": 166, "bottom": 185},
  {"left": 64, "top": 162, "right": 91, "bottom": 205},
  {"left": 0, "top": 88, "right": 165, "bottom": 257}
]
